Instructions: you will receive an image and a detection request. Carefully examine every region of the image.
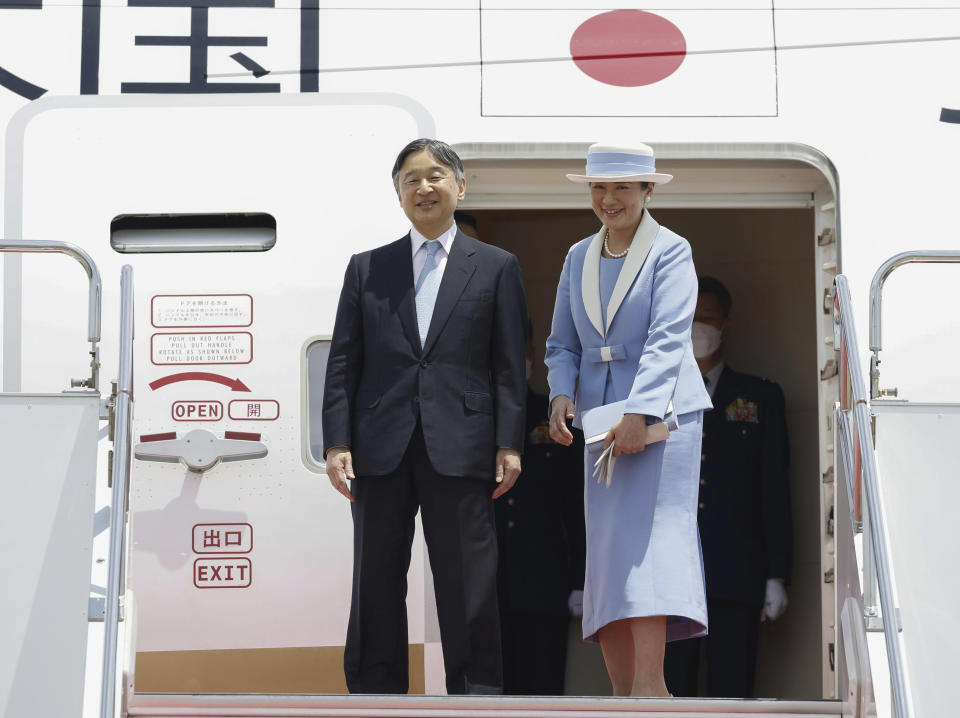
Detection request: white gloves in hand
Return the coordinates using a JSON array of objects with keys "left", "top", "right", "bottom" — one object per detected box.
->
[
  {"left": 761, "top": 579, "right": 789, "bottom": 622},
  {"left": 567, "top": 589, "right": 584, "bottom": 617}
]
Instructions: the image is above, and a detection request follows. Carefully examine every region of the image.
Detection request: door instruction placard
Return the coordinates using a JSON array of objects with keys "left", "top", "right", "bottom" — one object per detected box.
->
[
  {"left": 193, "top": 524, "right": 253, "bottom": 589},
  {"left": 229, "top": 400, "right": 279, "bottom": 421},
  {"left": 152, "top": 294, "right": 253, "bottom": 328},
  {"left": 193, "top": 523, "right": 253, "bottom": 554},
  {"left": 172, "top": 400, "right": 224, "bottom": 421},
  {"left": 151, "top": 332, "right": 253, "bottom": 365},
  {"left": 194, "top": 558, "right": 252, "bottom": 589}
]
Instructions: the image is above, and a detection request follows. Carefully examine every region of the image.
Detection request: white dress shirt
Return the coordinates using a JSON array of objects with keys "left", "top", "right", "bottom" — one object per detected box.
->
[
  {"left": 702, "top": 361, "right": 725, "bottom": 401},
  {"left": 411, "top": 223, "right": 457, "bottom": 287}
]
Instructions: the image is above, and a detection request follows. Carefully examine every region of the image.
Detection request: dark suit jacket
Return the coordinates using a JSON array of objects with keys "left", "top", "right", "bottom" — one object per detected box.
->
[
  {"left": 697, "top": 366, "right": 792, "bottom": 606},
  {"left": 496, "top": 389, "right": 585, "bottom": 617},
  {"left": 322, "top": 230, "right": 528, "bottom": 480}
]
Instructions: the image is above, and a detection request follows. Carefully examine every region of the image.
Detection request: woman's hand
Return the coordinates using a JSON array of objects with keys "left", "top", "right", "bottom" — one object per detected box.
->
[
  {"left": 605, "top": 413, "right": 649, "bottom": 457},
  {"left": 549, "top": 395, "right": 575, "bottom": 446}
]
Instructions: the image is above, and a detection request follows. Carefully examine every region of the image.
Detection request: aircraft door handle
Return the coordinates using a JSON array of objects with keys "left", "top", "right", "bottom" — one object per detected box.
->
[{"left": 134, "top": 429, "right": 267, "bottom": 473}]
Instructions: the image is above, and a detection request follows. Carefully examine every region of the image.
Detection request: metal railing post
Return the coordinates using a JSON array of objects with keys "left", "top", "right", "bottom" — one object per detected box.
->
[
  {"left": 869, "top": 250, "right": 960, "bottom": 399},
  {"left": 861, "top": 508, "right": 878, "bottom": 626},
  {"left": 834, "top": 274, "right": 912, "bottom": 718},
  {"left": 100, "top": 265, "right": 134, "bottom": 718},
  {"left": 0, "top": 239, "right": 102, "bottom": 390}
]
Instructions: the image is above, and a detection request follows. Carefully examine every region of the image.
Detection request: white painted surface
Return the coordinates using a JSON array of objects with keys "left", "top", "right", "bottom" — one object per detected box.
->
[
  {"left": 0, "top": 393, "right": 99, "bottom": 718},
  {"left": 480, "top": 1, "right": 778, "bottom": 117},
  {"left": 873, "top": 402, "right": 960, "bottom": 718},
  {"left": 13, "top": 98, "right": 428, "bottom": 657}
]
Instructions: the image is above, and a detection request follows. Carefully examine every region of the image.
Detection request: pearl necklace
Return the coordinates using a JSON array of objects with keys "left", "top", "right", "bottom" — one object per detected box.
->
[{"left": 603, "top": 229, "right": 629, "bottom": 258}]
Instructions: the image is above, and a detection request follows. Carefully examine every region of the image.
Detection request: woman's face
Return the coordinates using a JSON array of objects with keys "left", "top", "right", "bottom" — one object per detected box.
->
[{"left": 590, "top": 181, "right": 652, "bottom": 233}]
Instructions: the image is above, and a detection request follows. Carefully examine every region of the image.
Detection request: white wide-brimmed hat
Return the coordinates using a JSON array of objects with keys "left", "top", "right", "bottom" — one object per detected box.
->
[{"left": 566, "top": 143, "right": 673, "bottom": 184}]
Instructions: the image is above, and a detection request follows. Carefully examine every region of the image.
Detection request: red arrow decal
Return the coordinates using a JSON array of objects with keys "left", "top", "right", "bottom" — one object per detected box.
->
[{"left": 149, "top": 372, "right": 251, "bottom": 392}]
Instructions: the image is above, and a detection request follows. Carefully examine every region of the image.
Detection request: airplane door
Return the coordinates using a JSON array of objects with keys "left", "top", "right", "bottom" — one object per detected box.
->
[
  {"left": 814, "top": 182, "right": 840, "bottom": 700},
  {"left": 8, "top": 95, "right": 439, "bottom": 700}
]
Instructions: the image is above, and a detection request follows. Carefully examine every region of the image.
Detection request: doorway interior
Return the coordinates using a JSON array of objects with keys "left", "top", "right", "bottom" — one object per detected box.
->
[{"left": 458, "top": 149, "right": 833, "bottom": 700}]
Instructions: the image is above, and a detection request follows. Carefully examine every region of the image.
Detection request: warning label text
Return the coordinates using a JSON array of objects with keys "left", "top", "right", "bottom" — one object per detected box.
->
[
  {"left": 152, "top": 332, "right": 253, "bottom": 365},
  {"left": 152, "top": 294, "right": 253, "bottom": 328}
]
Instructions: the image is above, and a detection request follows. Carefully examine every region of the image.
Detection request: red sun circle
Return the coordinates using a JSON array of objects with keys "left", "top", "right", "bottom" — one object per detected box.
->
[{"left": 570, "top": 10, "right": 686, "bottom": 87}]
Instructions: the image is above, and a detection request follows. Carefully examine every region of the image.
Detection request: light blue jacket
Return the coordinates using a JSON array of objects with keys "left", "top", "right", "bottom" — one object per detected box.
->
[{"left": 545, "top": 211, "right": 712, "bottom": 427}]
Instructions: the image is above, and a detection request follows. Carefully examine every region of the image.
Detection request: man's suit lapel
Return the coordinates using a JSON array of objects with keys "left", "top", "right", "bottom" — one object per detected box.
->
[
  {"left": 422, "top": 229, "right": 477, "bottom": 357},
  {"left": 384, "top": 234, "right": 422, "bottom": 354}
]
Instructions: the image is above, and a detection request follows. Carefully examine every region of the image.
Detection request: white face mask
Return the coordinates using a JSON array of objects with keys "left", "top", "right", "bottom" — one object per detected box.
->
[{"left": 691, "top": 321, "right": 722, "bottom": 359}]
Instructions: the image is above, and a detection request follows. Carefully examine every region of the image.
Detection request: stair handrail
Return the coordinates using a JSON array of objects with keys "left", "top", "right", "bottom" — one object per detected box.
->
[
  {"left": 0, "top": 239, "right": 102, "bottom": 390},
  {"left": 834, "top": 274, "right": 912, "bottom": 718},
  {"left": 869, "top": 250, "right": 960, "bottom": 398},
  {"left": 99, "top": 265, "right": 134, "bottom": 718}
]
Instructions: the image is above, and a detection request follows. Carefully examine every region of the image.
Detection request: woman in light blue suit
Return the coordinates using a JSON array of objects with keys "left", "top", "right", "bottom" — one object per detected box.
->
[{"left": 546, "top": 143, "right": 713, "bottom": 697}]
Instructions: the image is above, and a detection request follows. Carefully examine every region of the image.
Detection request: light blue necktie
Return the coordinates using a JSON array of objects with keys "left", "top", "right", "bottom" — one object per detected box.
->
[{"left": 415, "top": 240, "right": 443, "bottom": 347}]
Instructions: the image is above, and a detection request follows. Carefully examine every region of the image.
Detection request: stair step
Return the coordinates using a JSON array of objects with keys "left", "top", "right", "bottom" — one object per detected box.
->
[{"left": 128, "top": 694, "right": 844, "bottom": 717}]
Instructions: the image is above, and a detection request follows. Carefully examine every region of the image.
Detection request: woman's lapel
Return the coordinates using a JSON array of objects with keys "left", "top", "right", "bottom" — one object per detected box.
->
[
  {"left": 580, "top": 232, "right": 605, "bottom": 338},
  {"left": 605, "top": 211, "right": 660, "bottom": 333}
]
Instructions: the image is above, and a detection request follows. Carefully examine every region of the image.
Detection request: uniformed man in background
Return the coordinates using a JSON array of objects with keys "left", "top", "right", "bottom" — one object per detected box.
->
[
  {"left": 664, "top": 275, "right": 793, "bottom": 698},
  {"left": 495, "top": 318, "right": 586, "bottom": 695},
  {"left": 455, "top": 212, "right": 587, "bottom": 695}
]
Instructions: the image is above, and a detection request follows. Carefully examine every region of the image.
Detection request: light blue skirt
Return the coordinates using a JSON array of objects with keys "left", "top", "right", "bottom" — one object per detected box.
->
[{"left": 582, "top": 410, "right": 708, "bottom": 643}]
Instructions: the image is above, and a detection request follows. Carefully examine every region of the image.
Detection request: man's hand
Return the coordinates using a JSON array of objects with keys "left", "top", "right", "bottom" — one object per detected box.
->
[
  {"left": 606, "top": 413, "right": 648, "bottom": 457},
  {"left": 761, "top": 578, "right": 789, "bottom": 621},
  {"left": 549, "top": 395, "right": 575, "bottom": 446},
  {"left": 493, "top": 447, "right": 521, "bottom": 499},
  {"left": 325, "top": 447, "right": 355, "bottom": 502}
]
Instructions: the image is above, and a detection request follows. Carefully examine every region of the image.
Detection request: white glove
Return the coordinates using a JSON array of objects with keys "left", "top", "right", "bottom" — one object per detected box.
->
[
  {"left": 761, "top": 579, "right": 788, "bottom": 622},
  {"left": 567, "top": 589, "right": 584, "bottom": 617}
]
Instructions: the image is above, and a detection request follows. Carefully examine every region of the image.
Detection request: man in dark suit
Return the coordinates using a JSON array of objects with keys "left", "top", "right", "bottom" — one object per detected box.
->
[
  {"left": 664, "top": 275, "right": 792, "bottom": 698},
  {"left": 322, "top": 139, "right": 528, "bottom": 695}
]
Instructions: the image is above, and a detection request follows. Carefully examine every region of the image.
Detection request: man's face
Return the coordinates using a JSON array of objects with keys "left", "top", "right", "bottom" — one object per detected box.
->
[
  {"left": 396, "top": 150, "right": 465, "bottom": 235},
  {"left": 694, "top": 292, "right": 729, "bottom": 333}
]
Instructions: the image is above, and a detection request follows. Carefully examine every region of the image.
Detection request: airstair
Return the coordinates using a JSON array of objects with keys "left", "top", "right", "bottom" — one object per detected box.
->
[
  {"left": 3, "top": 243, "right": 958, "bottom": 718},
  {"left": 1, "top": 241, "right": 133, "bottom": 718}
]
